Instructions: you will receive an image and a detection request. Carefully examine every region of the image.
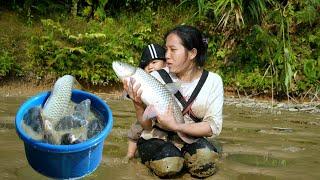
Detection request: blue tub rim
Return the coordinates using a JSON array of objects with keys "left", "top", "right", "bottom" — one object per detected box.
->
[{"left": 15, "top": 89, "right": 113, "bottom": 153}]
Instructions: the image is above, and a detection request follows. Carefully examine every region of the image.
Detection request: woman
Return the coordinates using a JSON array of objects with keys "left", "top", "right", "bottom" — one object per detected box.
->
[{"left": 123, "top": 25, "right": 224, "bottom": 178}]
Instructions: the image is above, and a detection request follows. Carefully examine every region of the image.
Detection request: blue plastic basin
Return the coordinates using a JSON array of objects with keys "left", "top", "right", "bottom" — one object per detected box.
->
[{"left": 15, "top": 89, "right": 113, "bottom": 179}]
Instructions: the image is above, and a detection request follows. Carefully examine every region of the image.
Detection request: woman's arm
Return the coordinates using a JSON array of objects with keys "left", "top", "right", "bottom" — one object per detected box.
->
[
  {"left": 202, "top": 74, "right": 224, "bottom": 137},
  {"left": 123, "top": 78, "right": 152, "bottom": 130},
  {"left": 157, "top": 73, "right": 224, "bottom": 138},
  {"left": 176, "top": 122, "right": 213, "bottom": 137},
  {"left": 155, "top": 106, "right": 212, "bottom": 137}
]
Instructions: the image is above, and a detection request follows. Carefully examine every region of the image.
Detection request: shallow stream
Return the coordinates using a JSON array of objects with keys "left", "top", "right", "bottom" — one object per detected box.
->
[{"left": 0, "top": 95, "right": 319, "bottom": 179}]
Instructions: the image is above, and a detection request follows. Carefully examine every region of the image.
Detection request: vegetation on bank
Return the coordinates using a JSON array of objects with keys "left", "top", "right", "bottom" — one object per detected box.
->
[{"left": 0, "top": 0, "right": 319, "bottom": 101}]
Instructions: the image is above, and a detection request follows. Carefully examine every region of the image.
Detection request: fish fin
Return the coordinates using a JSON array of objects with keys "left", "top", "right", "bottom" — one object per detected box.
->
[
  {"left": 43, "top": 120, "right": 53, "bottom": 131},
  {"left": 73, "top": 77, "right": 84, "bottom": 90},
  {"left": 142, "top": 104, "right": 158, "bottom": 121},
  {"left": 177, "top": 132, "right": 197, "bottom": 144},
  {"left": 42, "top": 120, "right": 60, "bottom": 145},
  {"left": 165, "top": 82, "right": 181, "bottom": 94}
]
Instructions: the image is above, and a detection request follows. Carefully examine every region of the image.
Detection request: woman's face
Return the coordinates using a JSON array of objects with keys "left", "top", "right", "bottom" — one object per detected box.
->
[
  {"left": 165, "top": 33, "right": 194, "bottom": 74},
  {"left": 144, "top": 59, "right": 166, "bottom": 73}
]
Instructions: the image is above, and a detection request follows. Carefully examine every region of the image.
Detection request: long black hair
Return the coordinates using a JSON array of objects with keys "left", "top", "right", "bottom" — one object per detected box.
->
[{"left": 165, "top": 25, "right": 208, "bottom": 67}]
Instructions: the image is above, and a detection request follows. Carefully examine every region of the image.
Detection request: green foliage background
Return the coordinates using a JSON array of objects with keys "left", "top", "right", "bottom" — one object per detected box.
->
[{"left": 0, "top": 0, "right": 319, "bottom": 100}]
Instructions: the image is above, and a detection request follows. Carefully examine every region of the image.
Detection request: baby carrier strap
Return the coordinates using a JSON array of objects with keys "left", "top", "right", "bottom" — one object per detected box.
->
[{"left": 157, "top": 69, "right": 208, "bottom": 122}]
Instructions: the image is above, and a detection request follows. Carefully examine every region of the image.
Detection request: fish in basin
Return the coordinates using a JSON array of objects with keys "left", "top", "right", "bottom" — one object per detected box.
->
[
  {"left": 55, "top": 99, "right": 90, "bottom": 131},
  {"left": 87, "top": 118, "right": 104, "bottom": 139},
  {"left": 23, "top": 106, "right": 43, "bottom": 133},
  {"left": 40, "top": 75, "right": 78, "bottom": 144},
  {"left": 42, "top": 75, "right": 75, "bottom": 124},
  {"left": 23, "top": 75, "right": 102, "bottom": 145},
  {"left": 61, "top": 133, "right": 85, "bottom": 145}
]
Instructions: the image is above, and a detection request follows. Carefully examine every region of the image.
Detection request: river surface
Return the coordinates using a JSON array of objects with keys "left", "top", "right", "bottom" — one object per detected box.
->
[{"left": 0, "top": 95, "right": 319, "bottom": 180}]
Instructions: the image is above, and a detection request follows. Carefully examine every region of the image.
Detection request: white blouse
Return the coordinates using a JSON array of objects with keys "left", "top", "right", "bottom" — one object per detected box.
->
[{"left": 151, "top": 67, "right": 224, "bottom": 137}]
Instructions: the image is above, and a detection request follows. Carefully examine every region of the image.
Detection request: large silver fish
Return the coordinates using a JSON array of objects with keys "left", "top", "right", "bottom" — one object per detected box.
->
[
  {"left": 40, "top": 75, "right": 87, "bottom": 144},
  {"left": 42, "top": 75, "right": 75, "bottom": 123},
  {"left": 38, "top": 75, "right": 75, "bottom": 144},
  {"left": 112, "top": 61, "right": 195, "bottom": 144}
]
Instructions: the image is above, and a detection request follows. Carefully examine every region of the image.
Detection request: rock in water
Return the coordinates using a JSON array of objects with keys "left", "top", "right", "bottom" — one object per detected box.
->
[{"left": 23, "top": 106, "right": 43, "bottom": 133}]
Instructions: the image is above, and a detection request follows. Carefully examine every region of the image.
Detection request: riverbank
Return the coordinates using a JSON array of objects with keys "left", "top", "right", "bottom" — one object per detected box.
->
[{"left": 0, "top": 80, "right": 319, "bottom": 114}]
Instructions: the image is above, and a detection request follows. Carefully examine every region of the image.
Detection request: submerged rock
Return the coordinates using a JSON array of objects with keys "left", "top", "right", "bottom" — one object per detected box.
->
[
  {"left": 272, "top": 127, "right": 293, "bottom": 133},
  {"left": 283, "top": 146, "right": 304, "bottom": 153}
]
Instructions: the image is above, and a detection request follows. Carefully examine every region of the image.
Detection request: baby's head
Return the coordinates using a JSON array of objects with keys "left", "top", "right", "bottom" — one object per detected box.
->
[{"left": 139, "top": 44, "right": 166, "bottom": 73}]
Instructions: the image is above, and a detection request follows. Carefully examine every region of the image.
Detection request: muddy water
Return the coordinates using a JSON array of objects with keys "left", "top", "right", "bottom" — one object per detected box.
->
[{"left": 0, "top": 95, "right": 320, "bottom": 180}]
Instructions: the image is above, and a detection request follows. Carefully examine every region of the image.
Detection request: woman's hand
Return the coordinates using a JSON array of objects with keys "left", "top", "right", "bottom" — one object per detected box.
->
[
  {"left": 123, "top": 77, "right": 152, "bottom": 130},
  {"left": 156, "top": 104, "right": 213, "bottom": 137},
  {"left": 156, "top": 104, "right": 180, "bottom": 132},
  {"left": 123, "top": 77, "right": 145, "bottom": 114}
]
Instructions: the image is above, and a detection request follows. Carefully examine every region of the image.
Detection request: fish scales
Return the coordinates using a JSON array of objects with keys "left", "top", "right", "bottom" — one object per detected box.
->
[
  {"left": 42, "top": 75, "right": 74, "bottom": 123},
  {"left": 134, "top": 68, "right": 182, "bottom": 122}
]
